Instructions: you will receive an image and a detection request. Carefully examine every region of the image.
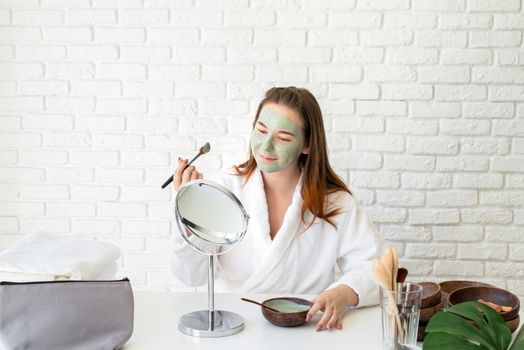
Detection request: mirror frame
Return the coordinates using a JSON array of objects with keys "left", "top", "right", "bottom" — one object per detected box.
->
[{"left": 174, "top": 180, "right": 249, "bottom": 256}]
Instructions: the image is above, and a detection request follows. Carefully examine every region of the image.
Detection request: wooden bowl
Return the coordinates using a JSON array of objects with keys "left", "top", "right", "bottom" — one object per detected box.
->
[
  {"left": 447, "top": 286, "right": 520, "bottom": 321},
  {"left": 440, "top": 280, "right": 492, "bottom": 295},
  {"left": 417, "top": 323, "right": 427, "bottom": 341},
  {"left": 419, "top": 297, "right": 444, "bottom": 323},
  {"left": 507, "top": 316, "right": 520, "bottom": 333},
  {"left": 261, "top": 297, "right": 313, "bottom": 327},
  {"left": 419, "top": 282, "right": 441, "bottom": 308},
  {"left": 440, "top": 280, "right": 493, "bottom": 307}
]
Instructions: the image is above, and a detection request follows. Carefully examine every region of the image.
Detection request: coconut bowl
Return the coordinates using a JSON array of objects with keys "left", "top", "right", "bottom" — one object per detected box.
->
[
  {"left": 261, "top": 297, "right": 313, "bottom": 327},
  {"left": 447, "top": 286, "right": 520, "bottom": 321}
]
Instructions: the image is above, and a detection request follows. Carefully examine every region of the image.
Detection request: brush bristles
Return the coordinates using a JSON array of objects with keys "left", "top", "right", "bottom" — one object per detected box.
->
[{"left": 199, "top": 142, "right": 211, "bottom": 154}]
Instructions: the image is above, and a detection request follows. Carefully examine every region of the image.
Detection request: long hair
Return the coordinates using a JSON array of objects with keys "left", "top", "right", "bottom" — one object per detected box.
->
[{"left": 234, "top": 87, "right": 351, "bottom": 228}]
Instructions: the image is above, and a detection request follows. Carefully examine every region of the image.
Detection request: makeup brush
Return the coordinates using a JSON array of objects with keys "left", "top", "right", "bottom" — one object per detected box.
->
[
  {"left": 396, "top": 267, "right": 408, "bottom": 284},
  {"left": 161, "top": 142, "right": 211, "bottom": 189}
]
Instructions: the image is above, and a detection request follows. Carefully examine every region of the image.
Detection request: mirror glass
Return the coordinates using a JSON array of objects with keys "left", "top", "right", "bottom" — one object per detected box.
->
[{"left": 175, "top": 180, "right": 249, "bottom": 255}]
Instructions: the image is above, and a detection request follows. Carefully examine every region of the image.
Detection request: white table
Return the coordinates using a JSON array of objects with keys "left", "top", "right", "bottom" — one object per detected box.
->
[{"left": 125, "top": 291, "right": 384, "bottom": 350}]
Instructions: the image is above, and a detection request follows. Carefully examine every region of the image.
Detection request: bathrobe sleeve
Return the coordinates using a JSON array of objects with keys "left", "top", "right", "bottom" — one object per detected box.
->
[
  {"left": 170, "top": 235, "right": 209, "bottom": 287},
  {"left": 326, "top": 194, "right": 384, "bottom": 308}
]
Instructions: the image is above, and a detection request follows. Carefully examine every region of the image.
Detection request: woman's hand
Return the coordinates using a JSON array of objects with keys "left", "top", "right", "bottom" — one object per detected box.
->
[
  {"left": 305, "top": 284, "right": 359, "bottom": 331},
  {"left": 173, "top": 157, "right": 203, "bottom": 191}
]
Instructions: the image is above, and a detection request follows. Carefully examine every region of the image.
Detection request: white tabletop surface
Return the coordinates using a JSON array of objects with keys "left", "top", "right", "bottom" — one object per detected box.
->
[{"left": 125, "top": 291, "right": 384, "bottom": 350}]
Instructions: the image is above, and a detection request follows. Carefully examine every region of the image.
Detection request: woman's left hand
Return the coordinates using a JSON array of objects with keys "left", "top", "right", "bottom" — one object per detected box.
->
[{"left": 305, "top": 284, "right": 359, "bottom": 331}]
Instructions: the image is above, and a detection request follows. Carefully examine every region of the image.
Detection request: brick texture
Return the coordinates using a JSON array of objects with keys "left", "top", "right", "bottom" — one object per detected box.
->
[{"left": 0, "top": 0, "right": 523, "bottom": 296}]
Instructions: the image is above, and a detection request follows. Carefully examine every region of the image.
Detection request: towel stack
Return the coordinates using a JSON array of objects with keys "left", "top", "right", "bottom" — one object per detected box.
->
[{"left": 0, "top": 231, "right": 121, "bottom": 282}]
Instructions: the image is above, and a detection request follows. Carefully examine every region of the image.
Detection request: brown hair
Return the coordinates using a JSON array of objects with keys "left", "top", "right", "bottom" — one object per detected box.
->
[{"left": 234, "top": 86, "right": 351, "bottom": 228}]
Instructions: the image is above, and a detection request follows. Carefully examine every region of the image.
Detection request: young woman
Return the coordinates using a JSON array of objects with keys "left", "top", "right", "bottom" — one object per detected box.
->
[{"left": 170, "top": 87, "right": 383, "bottom": 331}]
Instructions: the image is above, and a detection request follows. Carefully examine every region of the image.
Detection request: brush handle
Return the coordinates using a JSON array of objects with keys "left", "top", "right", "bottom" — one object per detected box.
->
[
  {"left": 240, "top": 298, "right": 281, "bottom": 313},
  {"left": 161, "top": 152, "right": 202, "bottom": 189}
]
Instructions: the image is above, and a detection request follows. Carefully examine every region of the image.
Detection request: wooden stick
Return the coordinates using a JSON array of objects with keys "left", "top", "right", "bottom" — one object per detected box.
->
[{"left": 373, "top": 259, "right": 403, "bottom": 340}]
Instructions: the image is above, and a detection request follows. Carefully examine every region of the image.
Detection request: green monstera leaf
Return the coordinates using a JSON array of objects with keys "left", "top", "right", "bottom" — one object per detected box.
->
[
  {"left": 509, "top": 325, "right": 524, "bottom": 350},
  {"left": 423, "top": 301, "right": 520, "bottom": 350}
]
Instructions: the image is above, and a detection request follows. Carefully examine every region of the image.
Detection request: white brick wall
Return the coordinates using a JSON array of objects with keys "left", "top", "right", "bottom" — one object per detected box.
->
[{"left": 0, "top": 0, "right": 523, "bottom": 296}]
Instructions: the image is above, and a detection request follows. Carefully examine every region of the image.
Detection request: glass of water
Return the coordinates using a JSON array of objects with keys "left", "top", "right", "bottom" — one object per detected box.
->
[{"left": 380, "top": 282, "right": 423, "bottom": 350}]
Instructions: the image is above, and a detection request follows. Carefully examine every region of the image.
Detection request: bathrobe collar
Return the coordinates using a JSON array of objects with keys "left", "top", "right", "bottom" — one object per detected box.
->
[{"left": 240, "top": 168, "right": 306, "bottom": 292}]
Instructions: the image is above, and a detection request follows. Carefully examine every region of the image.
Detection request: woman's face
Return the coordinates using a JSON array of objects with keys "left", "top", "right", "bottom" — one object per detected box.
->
[{"left": 250, "top": 103, "right": 308, "bottom": 173}]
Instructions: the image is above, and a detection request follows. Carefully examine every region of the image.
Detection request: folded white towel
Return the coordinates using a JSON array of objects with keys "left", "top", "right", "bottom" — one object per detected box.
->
[
  {"left": 0, "top": 231, "right": 120, "bottom": 282},
  {"left": 0, "top": 262, "right": 118, "bottom": 282}
]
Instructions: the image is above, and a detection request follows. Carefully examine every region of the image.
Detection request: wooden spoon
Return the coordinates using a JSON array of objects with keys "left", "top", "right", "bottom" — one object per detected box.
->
[
  {"left": 391, "top": 248, "right": 399, "bottom": 291},
  {"left": 380, "top": 248, "right": 394, "bottom": 290},
  {"left": 241, "top": 297, "right": 281, "bottom": 313},
  {"left": 396, "top": 267, "right": 408, "bottom": 284},
  {"left": 373, "top": 259, "right": 402, "bottom": 332},
  {"left": 373, "top": 258, "right": 392, "bottom": 291}
]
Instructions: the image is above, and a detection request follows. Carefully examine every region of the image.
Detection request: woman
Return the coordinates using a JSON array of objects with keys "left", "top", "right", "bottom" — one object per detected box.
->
[{"left": 170, "top": 87, "right": 383, "bottom": 331}]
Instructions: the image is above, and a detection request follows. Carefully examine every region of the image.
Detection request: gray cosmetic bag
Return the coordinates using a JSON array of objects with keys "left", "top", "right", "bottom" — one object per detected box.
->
[{"left": 0, "top": 278, "right": 134, "bottom": 350}]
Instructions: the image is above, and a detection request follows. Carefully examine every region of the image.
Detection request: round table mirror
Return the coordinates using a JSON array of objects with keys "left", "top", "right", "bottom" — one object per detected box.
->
[{"left": 175, "top": 180, "right": 249, "bottom": 337}]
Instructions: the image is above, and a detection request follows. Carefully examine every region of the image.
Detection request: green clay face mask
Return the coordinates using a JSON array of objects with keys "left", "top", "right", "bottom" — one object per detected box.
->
[{"left": 250, "top": 106, "right": 305, "bottom": 173}]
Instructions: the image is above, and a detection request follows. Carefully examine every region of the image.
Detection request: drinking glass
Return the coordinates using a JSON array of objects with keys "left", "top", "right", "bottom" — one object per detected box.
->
[{"left": 380, "top": 282, "right": 423, "bottom": 350}]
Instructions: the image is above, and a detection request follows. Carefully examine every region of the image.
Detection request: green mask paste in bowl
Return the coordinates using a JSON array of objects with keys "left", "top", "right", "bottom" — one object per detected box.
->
[{"left": 263, "top": 298, "right": 311, "bottom": 313}]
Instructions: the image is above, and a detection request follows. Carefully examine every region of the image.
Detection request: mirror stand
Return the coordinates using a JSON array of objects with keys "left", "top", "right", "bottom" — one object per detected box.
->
[
  {"left": 175, "top": 180, "right": 248, "bottom": 338},
  {"left": 178, "top": 255, "right": 244, "bottom": 337}
]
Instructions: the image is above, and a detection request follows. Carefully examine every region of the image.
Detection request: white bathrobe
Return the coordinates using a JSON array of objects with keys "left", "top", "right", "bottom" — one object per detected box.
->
[{"left": 171, "top": 169, "right": 384, "bottom": 307}]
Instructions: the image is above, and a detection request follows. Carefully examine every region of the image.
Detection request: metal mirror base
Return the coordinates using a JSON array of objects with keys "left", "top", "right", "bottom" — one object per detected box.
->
[{"left": 178, "top": 310, "right": 244, "bottom": 338}]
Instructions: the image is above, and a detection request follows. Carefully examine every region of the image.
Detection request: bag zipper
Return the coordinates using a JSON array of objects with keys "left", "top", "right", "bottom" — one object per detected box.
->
[{"left": 0, "top": 277, "right": 129, "bottom": 285}]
